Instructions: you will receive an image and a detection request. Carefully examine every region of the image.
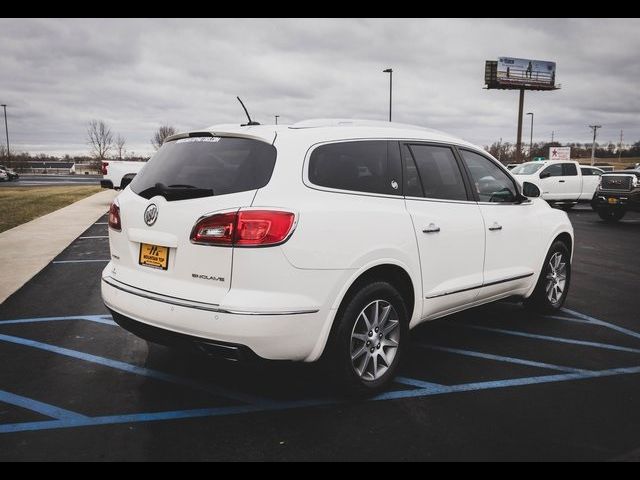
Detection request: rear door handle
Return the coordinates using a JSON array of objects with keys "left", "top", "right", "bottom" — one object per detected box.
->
[
  {"left": 559, "top": 180, "right": 565, "bottom": 183},
  {"left": 423, "top": 223, "right": 441, "bottom": 233},
  {"left": 488, "top": 222, "right": 502, "bottom": 231}
]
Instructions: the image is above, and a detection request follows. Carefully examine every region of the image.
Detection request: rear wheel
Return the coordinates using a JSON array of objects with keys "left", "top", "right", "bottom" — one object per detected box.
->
[
  {"left": 597, "top": 207, "right": 626, "bottom": 222},
  {"left": 329, "top": 281, "right": 408, "bottom": 396},
  {"left": 525, "top": 241, "right": 571, "bottom": 314}
]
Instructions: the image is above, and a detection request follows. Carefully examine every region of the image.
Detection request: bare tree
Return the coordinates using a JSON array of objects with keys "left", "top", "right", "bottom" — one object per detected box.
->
[
  {"left": 87, "top": 120, "right": 114, "bottom": 160},
  {"left": 115, "top": 134, "right": 126, "bottom": 159},
  {"left": 151, "top": 125, "right": 177, "bottom": 150}
]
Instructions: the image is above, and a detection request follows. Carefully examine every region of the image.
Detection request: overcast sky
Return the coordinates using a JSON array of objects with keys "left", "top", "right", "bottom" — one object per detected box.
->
[{"left": 1, "top": 18, "right": 639, "bottom": 157}]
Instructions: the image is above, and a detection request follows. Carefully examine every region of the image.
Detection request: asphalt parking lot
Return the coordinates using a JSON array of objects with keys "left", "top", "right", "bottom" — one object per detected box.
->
[
  {"left": 0, "top": 174, "right": 100, "bottom": 187},
  {"left": 0, "top": 205, "right": 639, "bottom": 461}
]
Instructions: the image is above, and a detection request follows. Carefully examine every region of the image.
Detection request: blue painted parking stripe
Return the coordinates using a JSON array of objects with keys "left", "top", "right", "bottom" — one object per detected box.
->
[
  {"left": 544, "top": 315, "right": 593, "bottom": 325},
  {"left": 4, "top": 364, "right": 640, "bottom": 434},
  {"left": 456, "top": 323, "right": 640, "bottom": 354},
  {"left": 0, "top": 389, "right": 86, "bottom": 421},
  {"left": 394, "top": 377, "right": 449, "bottom": 391},
  {"left": 52, "top": 259, "right": 110, "bottom": 264},
  {"left": 0, "top": 315, "right": 115, "bottom": 326},
  {"left": 375, "top": 364, "right": 640, "bottom": 402},
  {"left": 0, "top": 333, "right": 268, "bottom": 406},
  {"left": 562, "top": 308, "right": 640, "bottom": 341},
  {"left": 415, "top": 344, "right": 587, "bottom": 373}
]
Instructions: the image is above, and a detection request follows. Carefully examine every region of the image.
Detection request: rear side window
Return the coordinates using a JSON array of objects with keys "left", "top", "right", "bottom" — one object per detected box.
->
[
  {"left": 308, "top": 141, "right": 401, "bottom": 195},
  {"left": 130, "top": 137, "right": 276, "bottom": 201},
  {"left": 404, "top": 144, "right": 468, "bottom": 201},
  {"left": 563, "top": 163, "right": 578, "bottom": 176}
]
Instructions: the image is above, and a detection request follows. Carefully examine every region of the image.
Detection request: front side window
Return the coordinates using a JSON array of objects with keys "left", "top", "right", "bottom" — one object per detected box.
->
[
  {"left": 580, "top": 167, "right": 592, "bottom": 176},
  {"left": 511, "top": 162, "right": 544, "bottom": 175},
  {"left": 460, "top": 149, "right": 518, "bottom": 203},
  {"left": 308, "top": 141, "right": 401, "bottom": 195},
  {"left": 542, "top": 163, "right": 563, "bottom": 177},
  {"left": 404, "top": 144, "right": 468, "bottom": 201}
]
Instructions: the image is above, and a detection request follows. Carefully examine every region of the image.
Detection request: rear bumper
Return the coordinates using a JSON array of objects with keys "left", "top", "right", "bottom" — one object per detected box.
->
[
  {"left": 100, "top": 179, "right": 114, "bottom": 189},
  {"left": 101, "top": 275, "right": 329, "bottom": 362},
  {"left": 591, "top": 191, "right": 640, "bottom": 212},
  {"left": 108, "top": 309, "right": 259, "bottom": 361}
]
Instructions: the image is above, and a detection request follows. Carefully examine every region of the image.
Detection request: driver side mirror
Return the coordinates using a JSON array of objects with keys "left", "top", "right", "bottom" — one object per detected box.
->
[
  {"left": 523, "top": 181, "right": 541, "bottom": 198},
  {"left": 539, "top": 171, "right": 551, "bottom": 179}
]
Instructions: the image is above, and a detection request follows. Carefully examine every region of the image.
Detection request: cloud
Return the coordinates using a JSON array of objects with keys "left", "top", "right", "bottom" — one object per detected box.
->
[{"left": 0, "top": 18, "right": 638, "bottom": 155}]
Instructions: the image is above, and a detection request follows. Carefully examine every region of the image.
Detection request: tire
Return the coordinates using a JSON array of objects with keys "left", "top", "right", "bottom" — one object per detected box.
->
[
  {"left": 328, "top": 281, "right": 409, "bottom": 396},
  {"left": 525, "top": 240, "right": 571, "bottom": 314},
  {"left": 597, "top": 208, "right": 626, "bottom": 222}
]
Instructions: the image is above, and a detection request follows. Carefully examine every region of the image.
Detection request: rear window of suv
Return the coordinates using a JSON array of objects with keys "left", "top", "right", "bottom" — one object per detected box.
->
[{"left": 130, "top": 136, "right": 276, "bottom": 201}]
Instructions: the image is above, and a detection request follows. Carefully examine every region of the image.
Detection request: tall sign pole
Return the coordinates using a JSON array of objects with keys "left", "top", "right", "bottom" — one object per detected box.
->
[
  {"left": 1, "top": 104, "right": 8, "bottom": 164},
  {"left": 589, "top": 124, "right": 601, "bottom": 167},
  {"left": 515, "top": 90, "right": 524, "bottom": 163}
]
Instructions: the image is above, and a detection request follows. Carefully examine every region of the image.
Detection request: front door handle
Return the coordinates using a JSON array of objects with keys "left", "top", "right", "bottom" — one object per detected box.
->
[
  {"left": 423, "top": 223, "right": 441, "bottom": 233},
  {"left": 559, "top": 180, "right": 565, "bottom": 183},
  {"left": 488, "top": 222, "right": 503, "bottom": 231}
]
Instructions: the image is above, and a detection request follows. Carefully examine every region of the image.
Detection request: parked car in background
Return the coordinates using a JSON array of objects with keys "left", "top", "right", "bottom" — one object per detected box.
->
[
  {"left": 102, "top": 119, "right": 574, "bottom": 394},
  {"left": 593, "top": 163, "right": 615, "bottom": 172},
  {"left": 0, "top": 169, "right": 7, "bottom": 182},
  {"left": 101, "top": 160, "right": 146, "bottom": 190},
  {"left": 0, "top": 165, "right": 19, "bottom": 181},
  {"left": 591, "top": 169, "right": 640, "bottom": 222},
  {"left": 511, "top": 160, "right": 598, "bottom": 209}
]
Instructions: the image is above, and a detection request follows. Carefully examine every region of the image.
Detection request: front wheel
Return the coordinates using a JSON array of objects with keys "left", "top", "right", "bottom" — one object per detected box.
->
[
  {"left": 597, "top": 208, "right": 626, "bottom": 222},
  {"left": 328, "top": 281, "right": 408, "bottom": 396},
  {"left": 525, "top": 241, "right": 571, "bottom": 314}
]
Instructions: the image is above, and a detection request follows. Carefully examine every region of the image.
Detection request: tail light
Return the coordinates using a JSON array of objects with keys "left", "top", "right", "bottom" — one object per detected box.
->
[
  {"left": 101, "top": 162, "right": 109, "bottom": 175},
  {"left": 108, "top": 201, "right": 121, "bottom": 231},
  {"left": 191, "top": 210, "right": 295, "bottom": 247}
]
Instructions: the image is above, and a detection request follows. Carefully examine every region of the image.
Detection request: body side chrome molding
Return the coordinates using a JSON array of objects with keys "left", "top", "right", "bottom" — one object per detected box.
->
[
  {"left": 425, "top": 272, "right": 534, "bottom": 299},
  {"left": 102, "top": 276, "right": 319, "bottom": 315}
]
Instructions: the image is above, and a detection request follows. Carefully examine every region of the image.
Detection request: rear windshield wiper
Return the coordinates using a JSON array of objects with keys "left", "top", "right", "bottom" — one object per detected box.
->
[{"left": 138, "top": 182, "right": 214, "bottom": 200}]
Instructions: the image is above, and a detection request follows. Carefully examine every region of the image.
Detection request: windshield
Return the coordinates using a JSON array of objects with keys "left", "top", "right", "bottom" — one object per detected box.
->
[
  {"left": 511, "top": 163, "right": 545, "bottom": 175},
  {"left": 130, "top": 136, "right": 277, "bottom": 201}
]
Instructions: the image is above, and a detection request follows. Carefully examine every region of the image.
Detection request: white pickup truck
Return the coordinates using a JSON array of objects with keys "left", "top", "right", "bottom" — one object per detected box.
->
[
  {"left": 100, "top": 160, "right": 146, "bottom": 190},
  {"left": 511, "top": 160, "right": 603, "bottom": 209}
]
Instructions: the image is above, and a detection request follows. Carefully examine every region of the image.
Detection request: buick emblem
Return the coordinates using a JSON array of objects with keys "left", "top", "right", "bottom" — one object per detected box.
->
[{"left": 144, "top": 204, "right": 158, "bottom": 226}]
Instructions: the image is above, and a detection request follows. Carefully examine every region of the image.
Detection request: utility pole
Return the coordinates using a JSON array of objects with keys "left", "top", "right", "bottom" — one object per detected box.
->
[
  {"left": 383, "top": 68, "right": 393, "bottom": 122},
  {"left": 274, "top": 115, "right": 279, "bottom": 125},
  {"left": 515, "top": 89, "right": 525, "bottom": 163},
  {"left": 1, "top": 104, "right": 9, "bottom": 165},
  {"left": 498, "top": 137, "right": 502, "bottom": 162},
  {"left": 589, "top": 124, "right": 602, "bottom": 167},
  {"left": 618, "top": 129, "right": 623, "bottom": 162},
  {"left": 526, "top": 112, "right": 534, "bottom": 161},
  {"left": 551, "top": 130, "right": 554, "bottom": 143}
]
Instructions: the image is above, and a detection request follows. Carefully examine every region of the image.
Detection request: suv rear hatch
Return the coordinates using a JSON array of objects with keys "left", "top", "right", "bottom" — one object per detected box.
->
[{"left": 108, "top": 135, "right": 276, "bottom": 305}]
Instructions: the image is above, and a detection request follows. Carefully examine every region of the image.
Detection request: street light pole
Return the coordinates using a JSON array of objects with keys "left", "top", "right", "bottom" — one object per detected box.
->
[
  {"left": 1, "top": 104, "right": 9, "bottom": 164},
  {"left": 589, "top": 124, "right": 602, "bottom": 167},
  {"left": 383, "top": 68, "right": 393, "bottom": 122},
  {"left": 274, "top": 115, "right": 279, "bottom": 125},
  {"left": 526, "top": 112, "right": 534, "bottom": 161}
]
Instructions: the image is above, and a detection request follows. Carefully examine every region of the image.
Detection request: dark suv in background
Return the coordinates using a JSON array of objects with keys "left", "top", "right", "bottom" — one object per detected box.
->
[{"left": 592, "top": 169, "right": 640, "bottom": 222}]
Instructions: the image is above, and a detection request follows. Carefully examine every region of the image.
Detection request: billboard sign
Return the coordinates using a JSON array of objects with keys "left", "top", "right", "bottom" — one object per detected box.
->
[
  {"left": 549, "top": 146, "right": 571, "bottom": 161},
  {"left": 490, "top": 57, "right": 556, "bottom": 89}
]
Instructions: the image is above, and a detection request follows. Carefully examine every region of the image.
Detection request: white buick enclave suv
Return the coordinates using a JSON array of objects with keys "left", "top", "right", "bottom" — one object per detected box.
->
[{"left": 102, "top": 119, "right": 574, "bottom": 393}]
